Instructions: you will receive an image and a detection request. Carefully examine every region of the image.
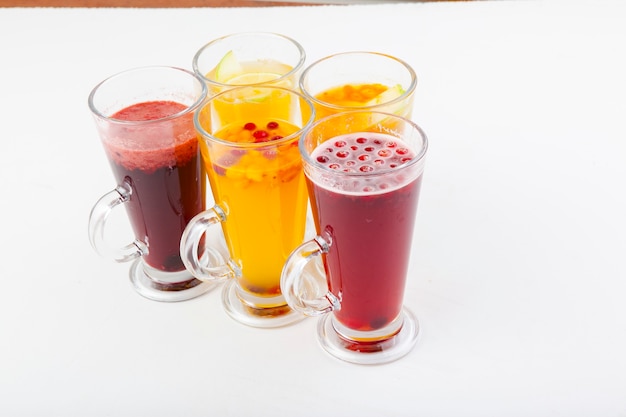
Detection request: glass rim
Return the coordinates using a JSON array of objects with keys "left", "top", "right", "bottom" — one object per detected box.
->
[
  {"left": 87, "top": 65, "right": 208, "bottom": 125},
  {"left": 193, "top": 85, "right": 316, "bottom": 149},
  {"left": 299, "top": 51, "right": 418, "bottom": 111},
  {"left": 299, "top": 110, "right": 428, "bottom": 178},
  {"left": 192, "top": 31, "right": 306, "bottom": 88}
]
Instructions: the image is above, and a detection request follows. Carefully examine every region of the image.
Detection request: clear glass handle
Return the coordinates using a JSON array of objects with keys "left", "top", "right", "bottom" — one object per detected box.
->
[
  {"left": 88, "top": 183, "right": 147, "bottom": 263},
  {"left": 180, "top": 206, "right": 237, "bottom": 283},
  {"left": 280, "top": 234, "right": 341, "bottom": 317}
]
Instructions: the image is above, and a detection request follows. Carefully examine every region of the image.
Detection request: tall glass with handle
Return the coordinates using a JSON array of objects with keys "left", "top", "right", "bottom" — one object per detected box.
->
[
  {"left": 281, "top": 111, "right": 428, "bottom": 364},
  {"left": 87, "top": 66, "right": 214, "bottom": 302},
  {"left": 180, "top": 85, "right": 315, "bottom": 327}
]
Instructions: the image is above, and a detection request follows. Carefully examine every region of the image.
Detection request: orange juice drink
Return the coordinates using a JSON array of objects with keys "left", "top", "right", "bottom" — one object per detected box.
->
[
  {"left": 299, "top": 51, "right": 417, "bottom": 127},
  {"left": 202, "top": 117, "right": 307, "bottom": 297},
  {"left": 181, "top": 85, "right": 314, "bottom": 327},
  {"left": 314, "top": 82, "right": 407, "bottom": 119},
  {"left": 312, "top": 82, "right": 411, "bottom": 134}
]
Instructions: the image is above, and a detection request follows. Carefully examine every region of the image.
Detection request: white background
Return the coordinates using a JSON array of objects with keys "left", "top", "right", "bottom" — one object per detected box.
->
[{"left": 1, "top": 1, "right": 625, "bottom": 416}]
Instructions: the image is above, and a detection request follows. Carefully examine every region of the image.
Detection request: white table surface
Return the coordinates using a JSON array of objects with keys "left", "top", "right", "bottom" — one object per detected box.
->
[{"left": 1, "top": 1, "right": 625, "bottom": 415}]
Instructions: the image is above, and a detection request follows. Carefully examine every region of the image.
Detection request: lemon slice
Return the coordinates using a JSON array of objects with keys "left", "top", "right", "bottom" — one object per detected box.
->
[
  {"left": 226, "top": 72, "right": 276, "bottom": 85},
  {"left": 218, "top": 85, "right": 284, "bottom": 104},
  {"left": 214, "top": 50, "right": 243, "bottom": 83},
  {"left": 365, "top": 83, "right": 405, "bottom": 106},
  {"left": 243, "top": 87, "right": 273, "bottom": 103},
  {"left": 367, "top": 83, "right": 411, "bottom": 128},
  {"left": 229, "top": 74, "right": 292, "bottom": 103}
]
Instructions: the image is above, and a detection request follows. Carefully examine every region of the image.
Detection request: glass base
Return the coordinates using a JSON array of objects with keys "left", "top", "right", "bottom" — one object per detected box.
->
[
  {"left": 129, "top": 259, "right": 216, "bottom": 302},
  {"left": 317, "top": 307, "right": 419, "bottom": 365},
  {"left": 221, "top": 279, "right": 306, "bottom": 328}
]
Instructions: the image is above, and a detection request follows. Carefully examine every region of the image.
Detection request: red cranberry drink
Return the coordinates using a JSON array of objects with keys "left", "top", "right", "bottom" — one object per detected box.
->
[
  {"left": 281, "top": 111, "right": 427, "bottom": 364},
  {"left": 106, "top": 101, "right": 206, "bottom": 272},
  {"left": 308, "top": 133, "right": 422, "bottom": 332},
  {"left": 88, "top": 66, "right": 213, "bottom": 302}
]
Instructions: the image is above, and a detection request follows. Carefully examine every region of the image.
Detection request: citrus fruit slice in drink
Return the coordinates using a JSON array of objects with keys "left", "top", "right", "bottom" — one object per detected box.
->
[
  {"left": 227, "top": 72, "right": 291, "bottom": 87},
  {"left": 214, "top": 50, "right": 243, "bottom": 83},
  {"left": 226, "top": 74, "right": 291, "bottom": 103},
  {"left": 365, "top": 84, "right": 410, "bottom": 129},
  {"left": 365, "top": 84, "right": 405, "bottom": 106}
]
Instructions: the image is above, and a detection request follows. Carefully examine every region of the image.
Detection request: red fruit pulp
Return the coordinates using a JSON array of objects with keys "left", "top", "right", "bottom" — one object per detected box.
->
[{"left": 106, "top": 101, "right": 206, "bottom": 272}]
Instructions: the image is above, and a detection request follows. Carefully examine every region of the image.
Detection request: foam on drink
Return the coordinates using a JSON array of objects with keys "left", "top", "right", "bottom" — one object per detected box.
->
[
  {"left": 106, "top": 101, "right": 197, "bottom": 173},
  {"left": 310, "top": 132, "right": 416, "bottom": 194}
]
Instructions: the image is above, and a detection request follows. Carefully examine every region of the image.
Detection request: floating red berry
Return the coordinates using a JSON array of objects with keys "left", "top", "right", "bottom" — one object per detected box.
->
[
  {"left": 253, "top": 130, "right": 269, "bottom": 142},
  {"left": 244, "top": 122, "right": 256, "bottom": 131},
  {"left": 267, "top": 121, "right": 279, "bottom": 129}
]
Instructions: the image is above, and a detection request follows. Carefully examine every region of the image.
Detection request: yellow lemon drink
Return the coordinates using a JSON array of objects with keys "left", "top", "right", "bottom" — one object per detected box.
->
[
  {"left": 206, "top": 51, "right": 299, "bottom": 127},
  {"left": 206, "top": 50, "right": 296, "bottom": 95},
  {"left": 201, "top": 118, "right": 307, "bottom": 302}
]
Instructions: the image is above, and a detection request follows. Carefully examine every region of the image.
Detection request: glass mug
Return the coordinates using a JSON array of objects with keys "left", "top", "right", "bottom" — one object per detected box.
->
[
  {"left": 87, "top": 66, "right": 215, "bottom": 302},
  {"left": 299, "top": 51, "right": 417, "bottom": 121},
  {"left": 192, "top": 31, "right": 306, "bottom": 96},
  {"left": 180, "top": 85, "right": 315, "bottom": 327},
  {"left": 194, "top": 31, "right": 317, "bottom": 241},
  {"left": 281, "top": 111, "right": 428, "bottom": 364}
]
